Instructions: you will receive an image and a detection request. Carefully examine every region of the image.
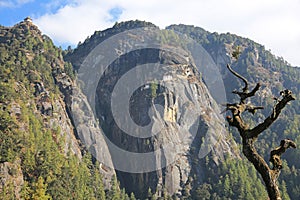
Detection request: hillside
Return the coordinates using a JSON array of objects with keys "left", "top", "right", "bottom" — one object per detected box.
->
[
  {"left": 0, "top": 18, "right": 130, "bottom": 200},
  {"left": 0, "top": 19, "right": 299, "bottom": 199},
  {"left": 167, "top": 24, "right": 300, "bottom": 199}
]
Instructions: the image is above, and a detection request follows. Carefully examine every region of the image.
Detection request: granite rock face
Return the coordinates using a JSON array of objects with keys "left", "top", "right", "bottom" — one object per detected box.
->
[
  {"left": 67, "top": 23, "right": 239, "bottom": 198},
  {"left": 53, "top": 61, "right": 116, "bottom": 186},
  {"left": 96, "top": 49, "right": 237, "bottom": 197}
]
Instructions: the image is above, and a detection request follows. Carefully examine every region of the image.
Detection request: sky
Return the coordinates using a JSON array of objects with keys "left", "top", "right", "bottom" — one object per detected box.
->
[{"left": 0, "top": 0, "right": 299, "bottom": 66}]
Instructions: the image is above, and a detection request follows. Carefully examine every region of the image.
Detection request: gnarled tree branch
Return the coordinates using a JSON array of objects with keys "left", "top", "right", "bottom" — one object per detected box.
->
[
  {"left": 270, "top": 139, "right": 296, "bottom": 170},
  {"left": 227, "top": 64, "right": 261, "bottom": 103},
  {"left": 227, "top": 64, "right": 249, "bottom": 92},
  {"left": 248, "top": 90, "right": 295, "bottom": 138},
  {"left": 224, "top": 63, "right": 297, "bottom": 200}
]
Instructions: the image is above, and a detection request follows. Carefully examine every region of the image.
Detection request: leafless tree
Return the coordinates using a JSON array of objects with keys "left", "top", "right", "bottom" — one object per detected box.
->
[{"left": 224, "top": 63, "right": 296, "bottom": 200}]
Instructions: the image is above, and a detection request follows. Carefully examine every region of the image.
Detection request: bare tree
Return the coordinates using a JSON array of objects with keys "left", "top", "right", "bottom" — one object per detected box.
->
[{"left": 224, "top": 63, "right": 296, "bottom": 200}]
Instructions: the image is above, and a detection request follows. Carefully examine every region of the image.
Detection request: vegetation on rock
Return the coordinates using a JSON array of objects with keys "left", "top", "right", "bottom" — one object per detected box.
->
[
  {"left": 0, "top": 19, "right": 299, "bottom": 199},
  {"left": 0, "top": 19, "right": 132, "bottom": 200}
]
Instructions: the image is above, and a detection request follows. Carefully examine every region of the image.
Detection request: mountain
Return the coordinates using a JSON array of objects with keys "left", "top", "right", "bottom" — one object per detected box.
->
[
  {"left": 166, "top": 24, "right": 300, "bottom": 199},
  {"left": 65, "top": 20, "right": 241, "bottom": 198},
  {"left": 0, "top": 18, "right": 126, "bottom": 199},
  {"left": 1, "top": 19, "right": 300, "bottom": 199}
]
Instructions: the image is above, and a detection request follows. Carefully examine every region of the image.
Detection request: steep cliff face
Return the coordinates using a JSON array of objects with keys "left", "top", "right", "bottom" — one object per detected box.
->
[
  {"left": 66, "top": 21, "right": 239, "bottom": 198},
  {"left": 4, "top": 19, "right": 299, "bottom": 199},
  {"left": 97, "top": 49, "right": 237, "bottom": 197},
  {"left": 0, "top": 19, "right": 115, "bottom": 199},
  {"left": 64, "top": 80, "right": 116, "bottom": 185}
]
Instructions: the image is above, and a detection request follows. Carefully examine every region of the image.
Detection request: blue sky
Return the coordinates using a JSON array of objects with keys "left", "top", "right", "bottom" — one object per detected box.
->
[
  {"left": 108, "top": 6, "right": 122, "bottom": 22},
  {"left": 0, "top": 0, "right": 67, "bottom": 25},
  {"left": 0, "top": 0, "right": 300, "bottom": 66}
]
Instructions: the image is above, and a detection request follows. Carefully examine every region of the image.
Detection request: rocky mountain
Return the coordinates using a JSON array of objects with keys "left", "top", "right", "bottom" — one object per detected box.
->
[
  {"left": 167, "top": 24, "right": 300, "bottom": 199},
  {"left": 0, "top": 18, "right": 121, "bottom": 199},
  {"left": 1, "top": 19, "right": 300, "bottom": 199},
  {"left": 65, "top": 21, "right": 240, "bottom": 198}
]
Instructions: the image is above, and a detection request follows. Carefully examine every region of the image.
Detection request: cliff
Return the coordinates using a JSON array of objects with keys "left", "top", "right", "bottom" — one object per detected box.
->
[
  {"left": 1, "top": 19, "right": 300, "bottom": 199},
  {"left": 66, "top": 21, "right": 239, "bottom": 198},
  {"left": 0, "top": 18, "right": 114, "bottom": 199}
]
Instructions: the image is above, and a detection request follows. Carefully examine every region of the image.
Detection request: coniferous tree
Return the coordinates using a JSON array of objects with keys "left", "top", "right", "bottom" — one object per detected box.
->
[{"left": 32, "top": 176, "right": 51, "bottom": 200}]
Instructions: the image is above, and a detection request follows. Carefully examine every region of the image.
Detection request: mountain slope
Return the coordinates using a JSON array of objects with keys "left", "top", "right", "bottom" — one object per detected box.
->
[
  {"left": 65, "top": 21, "right": 240, "bottom": 198},
  {"left": 0, "top": 18, "right": 124, "bottom": 199},
  {"left": 66, "top": 21, "right": 300, "bottom": 199},
  {"left": 167, "top": 24, "right": 300, "bottom": 199},
  {"left": 0, "top": 19, "right": 299, "bottom": 199}
]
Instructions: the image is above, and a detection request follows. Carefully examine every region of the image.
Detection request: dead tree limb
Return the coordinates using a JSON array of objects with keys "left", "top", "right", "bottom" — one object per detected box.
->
[
  {"left": 270, "top": 139, "right": 296, "bottom": 170},
  {"left": 224, "top": 64, "right": 296, "bottom": 200},
  {"left": 227, "top": 64, "right": 249, "bottom": 92},
  {"left": 227, "top": 64, "right": 262, "bottom": 104}
]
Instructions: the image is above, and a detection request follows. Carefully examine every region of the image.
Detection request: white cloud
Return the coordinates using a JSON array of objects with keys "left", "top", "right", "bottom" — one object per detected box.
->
[
  {"left": 0, "top": 1, "right": 12, "bottom": 7},
  {"left": 34, "top": 0, "right": 300, "bottom": 66},
  {"left": 34, "top": 0, "right": 116, "bottom": 45},
  {"left": 0, "top": 0, "right": 33, "bottom": 8}
]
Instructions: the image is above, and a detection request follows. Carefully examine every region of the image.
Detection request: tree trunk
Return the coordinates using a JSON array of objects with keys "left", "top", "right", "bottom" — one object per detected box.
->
[
  {"left": 224, "top": 64, "right": 296, "bottom": 200},
  {"left": 242, "top": 138, "right": 281, "bottom": 200}
]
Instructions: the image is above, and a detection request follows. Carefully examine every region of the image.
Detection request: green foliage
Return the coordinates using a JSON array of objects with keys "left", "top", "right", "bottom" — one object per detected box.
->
[
  {"left": 280, "top": 180, "right": 291, "bottom": 200},
  {"left": 0, "top": 108, "right": 20, "bottom": 162},
  {"left": 8, "top": 93, "right": 116, "bottom": 200},
  {"left": 191, "top": 157, "right": 269, "bottom": 200},
  {"left": 129, "top": 192, "right": 136, "bottom": 200},
  {"left": 232, "top": 46, "right": 241, "bottom": 59},
  {"left": 0, "top": 180, "right": 16, "bottom": 199},
  {"left": 0, "top": 78, "right": 15, "bottom": 103},
  {"left": 193, "top": 183, "right": 212, "bottom": 199},
  {"left": 32, "top": 176, "right": 52, "bottom": 200},
  {"left": 107, "top": 175, "right": 121, "bottom": 200},
  {"left": 0, "top": 21, "right": 128, "bottom": 200},
  {"left": 150, "top": 82, "right": 158, "bottom": 98},
  {"left": 64, "top": 62, "right": 75, "bottom": 80},
  {"left": 92, "top": 162, "right": 106, "bottom": 200}
]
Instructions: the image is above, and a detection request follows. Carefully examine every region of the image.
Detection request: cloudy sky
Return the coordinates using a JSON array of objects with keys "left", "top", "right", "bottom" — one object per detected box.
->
[{"left": 0, "top": 0, "right": 299, "bottom": 66}]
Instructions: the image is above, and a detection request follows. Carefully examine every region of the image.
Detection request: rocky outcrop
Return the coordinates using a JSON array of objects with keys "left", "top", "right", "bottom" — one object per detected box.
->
[
  {"left": 0, "top": 159, "right": 24, "bottom": 199},
  {"left": 69, "top": 84, "right": 116, "bottom": 186},
  {"left": 96, "top": 48, "right": 238, "bottom": 198},
  {"left": 52, "top": 60, "right": 115, "bottom": 186},
  {"left": 0, "top": 19, "right": 116, "bottom": 197},
  {"left": 66, "top": 23, "right": 239, "bottom": 198}
]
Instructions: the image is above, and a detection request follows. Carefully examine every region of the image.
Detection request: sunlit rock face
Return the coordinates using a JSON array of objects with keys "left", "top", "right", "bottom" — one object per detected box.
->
[{"left": 67, "top": 21, "right": 239, "bottom": 198}]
